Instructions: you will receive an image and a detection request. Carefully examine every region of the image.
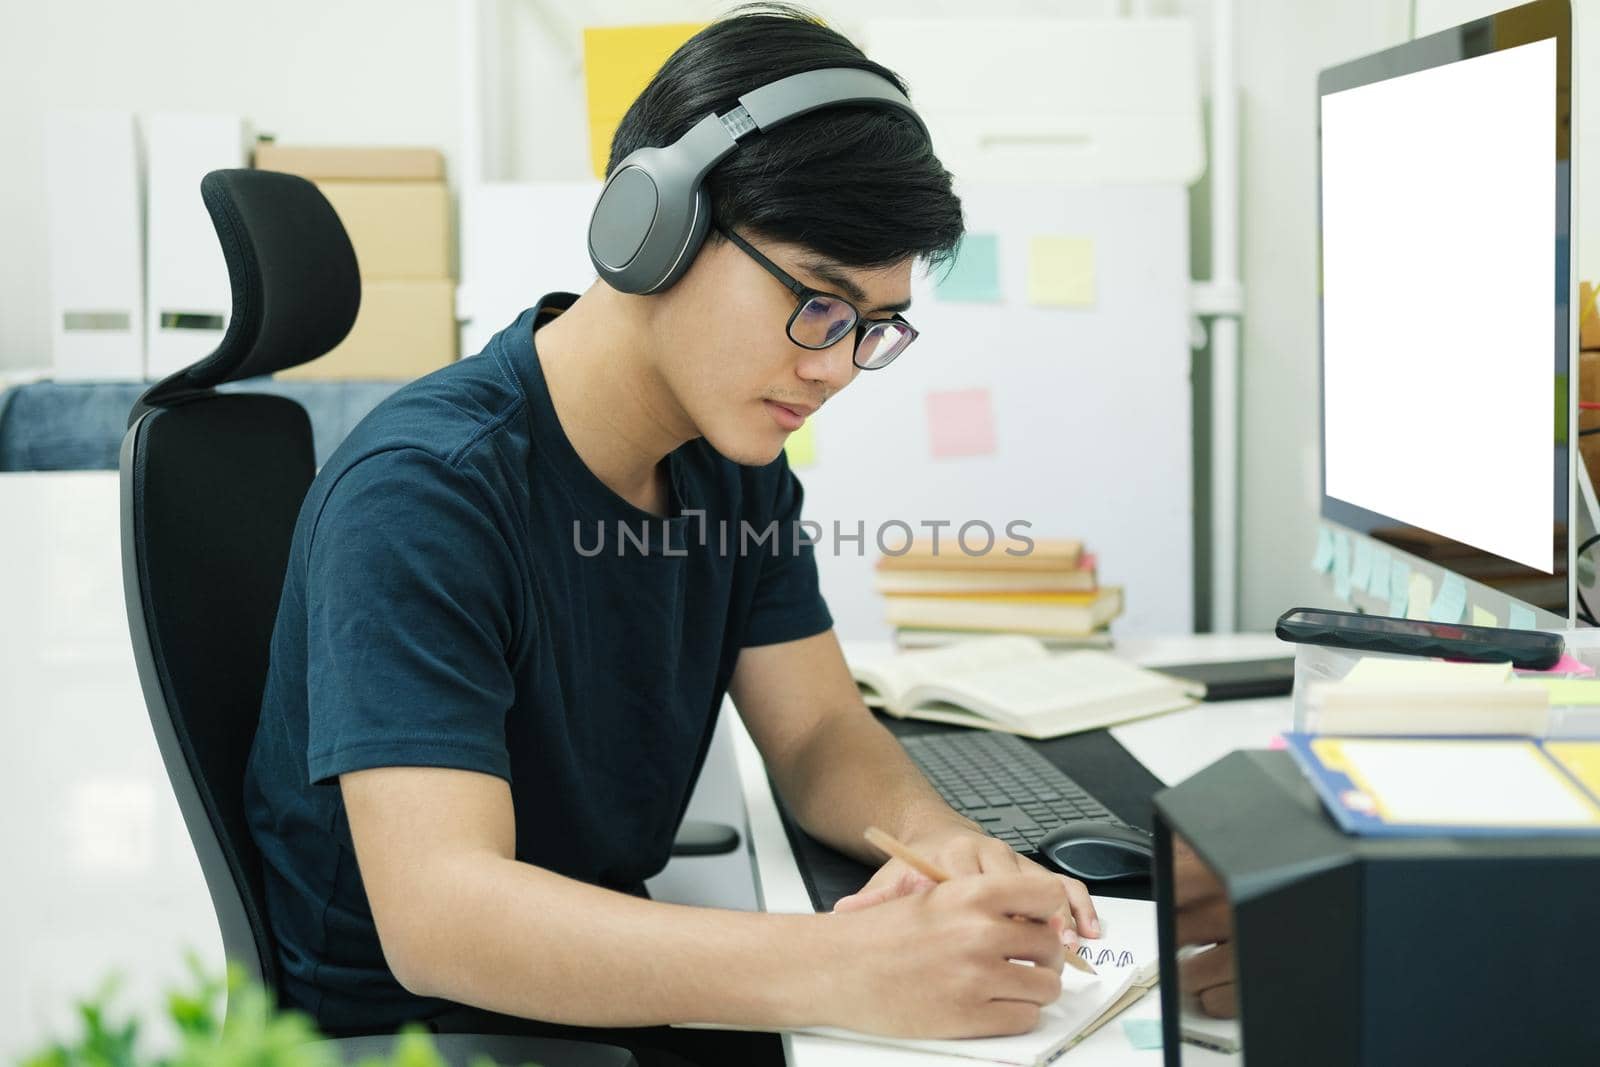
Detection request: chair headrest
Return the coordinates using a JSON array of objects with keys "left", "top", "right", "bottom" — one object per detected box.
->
[{"left": 133, "top": 169, "right": 360, "bottom": 418}]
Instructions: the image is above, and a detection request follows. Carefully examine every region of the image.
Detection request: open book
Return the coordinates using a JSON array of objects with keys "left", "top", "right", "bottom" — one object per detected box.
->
[
  {"left": 851, "top": 636, "right": 1199, "bottom": 740},
  {"left": 796, "top": 896, "right": 1159, "bottom": 1065}
]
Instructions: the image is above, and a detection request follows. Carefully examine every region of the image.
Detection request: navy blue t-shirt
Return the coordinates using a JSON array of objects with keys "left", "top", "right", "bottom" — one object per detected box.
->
[{"left": 243, "top": 293, "right": 832, "bottom": 1034}]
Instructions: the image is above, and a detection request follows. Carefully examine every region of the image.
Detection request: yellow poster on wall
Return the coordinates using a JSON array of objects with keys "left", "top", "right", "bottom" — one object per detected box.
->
[{"left": 583, "top": 23, "right": 708, "bottom": 179}]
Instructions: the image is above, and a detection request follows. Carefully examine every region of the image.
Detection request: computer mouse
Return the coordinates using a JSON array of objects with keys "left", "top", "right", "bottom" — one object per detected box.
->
[{"left": 1035, "top": 821, "right": 1155, "bottom": 881}]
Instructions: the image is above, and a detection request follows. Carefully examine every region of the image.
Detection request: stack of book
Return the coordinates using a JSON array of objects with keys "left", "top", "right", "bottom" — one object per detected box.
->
[{"left": 875, "top": 538, "right": 1123, "bottom": 650}]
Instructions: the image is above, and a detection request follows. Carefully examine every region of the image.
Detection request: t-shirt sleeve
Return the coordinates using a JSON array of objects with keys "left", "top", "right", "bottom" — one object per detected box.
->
[
  {"left": 740, "top": 452, "right": 834, "bottom": 648},
  {"left": 303, "top": 448, "right": 521, "bottom": 786}
]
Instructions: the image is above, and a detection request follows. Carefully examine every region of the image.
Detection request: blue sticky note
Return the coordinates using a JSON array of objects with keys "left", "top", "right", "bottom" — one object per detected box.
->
[
  {"left": 1351, "top": 540, "right": 1374, "bottom": 591},
  {"left": 1430, "top": 573, "right": 1468, "bottom": 624},
  {"left": 1367, "top": 548, "right": 1393, "bottom": 598},
  {"left": 1509, "top": 603, "right": 1537, "bottom": 630},
  {"left": 1389, "top": 559, "right": 1411, "bottom": 617},
  {"left": 1311, "top": 527, "right": 1336, "bottom": 573},
  {"left": 935, "top": 233, "right": 1002, "bottom": 303},
  {"left": 1122, "top": 1018, "right": 1163, "bottom": 1050},
  {"left": 1333, "top": 532, "right": 1353, "bottom": 601}
]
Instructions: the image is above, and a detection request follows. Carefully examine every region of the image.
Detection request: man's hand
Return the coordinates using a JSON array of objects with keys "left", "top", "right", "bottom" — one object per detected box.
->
[
  {"left": 830, "top": 820, "right": 1100, "bottom": 947},
  {"left": 814, "top": 874, "right": 1072, "bottom": 1039},
  {"left": 1173, "top": 835, "right": 1237, "bottom": 1018}
]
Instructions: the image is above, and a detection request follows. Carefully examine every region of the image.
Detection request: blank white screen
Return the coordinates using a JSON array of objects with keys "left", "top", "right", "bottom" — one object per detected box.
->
[{"left": 1322, "top": 38, "right": 1556, "bottom": 573}]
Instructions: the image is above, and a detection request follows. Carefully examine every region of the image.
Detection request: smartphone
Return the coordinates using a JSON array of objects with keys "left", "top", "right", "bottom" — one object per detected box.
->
[{"left": 1274, "top": 606, "right": 1564, "bottom": 670}]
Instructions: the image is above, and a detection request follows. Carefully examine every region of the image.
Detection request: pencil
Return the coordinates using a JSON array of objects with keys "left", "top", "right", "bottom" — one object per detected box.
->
[{"left": 863, "top": 826, "right": 1097, "bottom": 976}]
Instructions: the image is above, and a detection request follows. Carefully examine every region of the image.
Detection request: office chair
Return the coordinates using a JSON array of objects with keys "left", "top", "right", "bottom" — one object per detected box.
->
[{"left": 118, "top": 168, "right": 633, "bottom": 1066}]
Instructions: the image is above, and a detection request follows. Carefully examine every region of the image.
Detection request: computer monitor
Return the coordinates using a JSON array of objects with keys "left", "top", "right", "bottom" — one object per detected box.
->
[{"left": 1317, "top": 0, "right": 1575, "bottom": 621}]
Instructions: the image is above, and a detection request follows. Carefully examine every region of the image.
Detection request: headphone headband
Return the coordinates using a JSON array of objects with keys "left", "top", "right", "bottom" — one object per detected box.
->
[{"left": 588, "top": 66, "right": 926, "bottom": 295}]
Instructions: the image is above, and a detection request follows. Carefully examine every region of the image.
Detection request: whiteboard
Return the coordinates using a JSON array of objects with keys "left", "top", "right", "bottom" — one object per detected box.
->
[
  {"left": 797, "top": 181, "right": 1193, "bottom": 640},
  {"left": 456, "top": 180, "right": 1193, "bottom": 639}
]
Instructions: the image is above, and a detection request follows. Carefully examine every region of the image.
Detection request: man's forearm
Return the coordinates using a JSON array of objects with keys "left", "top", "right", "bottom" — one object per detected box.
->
[
  {"left": 771, "top": 705, "right": 978, "bottom": 862},
  {"left": 395, "top": 854, "right": 831, "bottom": 1029}
]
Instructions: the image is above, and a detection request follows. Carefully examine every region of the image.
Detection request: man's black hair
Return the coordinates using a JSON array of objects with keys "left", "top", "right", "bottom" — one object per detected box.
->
[{"left": 608, "top": 4, "right": 964, "bottom": 272}]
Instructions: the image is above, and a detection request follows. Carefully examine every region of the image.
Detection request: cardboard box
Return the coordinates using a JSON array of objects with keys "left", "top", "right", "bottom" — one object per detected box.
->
[
  {"left": 1582, "top": 281, "right": 1599, "bottom": 351},
  {"left": 254, "top": 143, "right": 443, "bottom": 181},
  {"left": 317, "top": 181, "right": 451, "bottom": 279},
  {"left": 276, "top": 279, "right": 457, "bottom": 381}
]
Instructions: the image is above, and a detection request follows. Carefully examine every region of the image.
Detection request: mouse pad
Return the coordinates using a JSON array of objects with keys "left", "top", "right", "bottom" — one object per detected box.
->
[{"left": 773, "top": 717, "right": 1163, "bottom": 912}]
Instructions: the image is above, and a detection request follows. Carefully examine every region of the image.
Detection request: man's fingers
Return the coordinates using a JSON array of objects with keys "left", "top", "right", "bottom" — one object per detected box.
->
[
  {"left": 1059, "top": 875, "right": 1099, "bottom": 939},
  {"left": 966, "top": 872, "right": 1069, "bottom": 922},
  {"left": 1179, "top": 943, "right": 1235, "bottom": 994},
  {"left": 832, "top": 860, "right": 934, "bottom": 912},
  {"left": 832, "top": 888, "right": 887, "bottom": 912},
  {"left": 991, "top": 958, "right": 1065, "bottom": 1007},
  {"left": 999, "top": 922, "right": 1067, "bottom": 974},
  {"left": 1197, "top": 982, "right": 1238, "bottom": 1019}
]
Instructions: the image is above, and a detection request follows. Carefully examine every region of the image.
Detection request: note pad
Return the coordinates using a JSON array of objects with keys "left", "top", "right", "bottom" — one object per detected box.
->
[{"left": 1285, "top": 734, "right": 1600, "bottom": 835}]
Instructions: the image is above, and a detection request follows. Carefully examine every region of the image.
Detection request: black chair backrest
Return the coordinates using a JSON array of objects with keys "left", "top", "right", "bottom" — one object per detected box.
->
[{"left": 120, "top": 169, "right": 359, "bottom": 993}]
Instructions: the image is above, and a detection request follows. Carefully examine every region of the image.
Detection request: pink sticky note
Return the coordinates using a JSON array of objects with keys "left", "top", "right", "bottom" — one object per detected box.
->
[
  {"left": 1519, "top": 652, "right": 1596, "bottom": 677},
  {"left": 926, "top": 388, "right": 996, "bottom": 459},
  {"left": 1267, "top": 734, "right": 1288, "bottom": 751}
]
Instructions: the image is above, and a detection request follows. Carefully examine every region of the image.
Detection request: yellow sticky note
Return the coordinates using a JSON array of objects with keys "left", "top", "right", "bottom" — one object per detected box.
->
[
  {"left": 1471, "top": 605, "right": 1498, "bottom": 627},
  {"left": 1531, "top": 680, "right": 1600, "bottom": 706},
  {"left": 784, "top": 419, "right": 816, "bottom": 468},
  {"left": 1027, "top": 236, "right": 1096, "bottom": 308},
  {"left": 1546, "top": 741, "right": 1600, "bottom": 795},
  {"left": 583, "top": 23, "right": 707, "bottom": 179},
  {"left": 1406, "top": 572, "right": 1434, "bottom": 621}
]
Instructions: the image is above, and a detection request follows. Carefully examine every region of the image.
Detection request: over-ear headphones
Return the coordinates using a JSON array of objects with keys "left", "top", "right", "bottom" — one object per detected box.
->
[{"left": 587, "top": 67, "right": 928, "bottom": 295}]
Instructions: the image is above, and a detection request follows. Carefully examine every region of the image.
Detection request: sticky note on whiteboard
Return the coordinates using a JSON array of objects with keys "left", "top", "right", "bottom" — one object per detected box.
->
[
  {"left": 1430, "top": 573, "right": 1468, "bottom": 624},
  {"left": 1311, "top": 527, "right": 1335, "bottom": 573},
  {"left": 1332, "top": 533, "right": 1352, "bottom": 601},
  {"left": 583, "top": 23, "right": 706, "bottom": 178},
  {"left": 926, "top": 388, "right": 997, "bottom": 459},
  {"left": 936, "top": 233, "right": 1002, "bottom": 303},
  {"left": 784, "top": 419, "right": 816, "bottom": 468},
  {"left": 1471, "top": 605, "right": 1498, "bottom": 627},
  {"left": 1027, "top": 236, "right": 1096, "bottom": 307},
  {"left": 1407, "top": 572, "right": 1434, "bottom": 620},
  {"left": 1509, "top": 603, "right": 1537, "bottom": 630},
  {"left": 1368, "top": 549, "right": 1393, "bottom": 598},
  {"left": 1351, "top": 540, "right": 1374, "bottom": 591},
  {"left": 1388, "top": 559, "right": 1411, "bottom": 617}
]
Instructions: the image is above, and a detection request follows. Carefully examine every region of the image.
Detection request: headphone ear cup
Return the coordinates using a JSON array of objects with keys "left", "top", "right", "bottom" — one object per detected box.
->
[
  {"left": 648, "top": 186, "right": 712, "bottom": 293},
  {"left": 589, "top": 146, "right": 717, "bottom": 295},
  {"left": 589, "top": 151, "right": 662, "bottom": 294}
]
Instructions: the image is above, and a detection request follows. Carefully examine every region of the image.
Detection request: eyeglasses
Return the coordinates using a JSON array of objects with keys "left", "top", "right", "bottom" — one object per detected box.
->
[{"left": 716, "top": 226, "right": 919, "bottom": 371}]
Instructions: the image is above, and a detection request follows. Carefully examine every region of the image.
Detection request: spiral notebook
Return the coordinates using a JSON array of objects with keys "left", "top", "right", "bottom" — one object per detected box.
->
[{"left": 680, "top": 896, "right": 1159, "bottom": 1065}]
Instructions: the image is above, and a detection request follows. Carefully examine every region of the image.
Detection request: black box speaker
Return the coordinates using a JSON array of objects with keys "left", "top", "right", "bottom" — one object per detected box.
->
[{"left": 1152, "top": 749, "right": 1600, "bottom": 1066}]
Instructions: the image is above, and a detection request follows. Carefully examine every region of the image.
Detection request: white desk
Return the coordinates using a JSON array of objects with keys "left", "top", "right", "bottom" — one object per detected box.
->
[{"left": 732, "top": 635, "right": 1294, "bottom": 1066}]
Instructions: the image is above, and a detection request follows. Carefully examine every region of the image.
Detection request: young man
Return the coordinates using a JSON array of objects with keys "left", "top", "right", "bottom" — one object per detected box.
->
[{"left": 244, "top": 9, "right": 1099, "bottom": 1066}]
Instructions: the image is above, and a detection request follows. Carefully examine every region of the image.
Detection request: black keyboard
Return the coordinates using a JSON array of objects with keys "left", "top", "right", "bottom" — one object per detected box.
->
[{"left": 900, "top": 732, "right": 1127, "bottom": 854}]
